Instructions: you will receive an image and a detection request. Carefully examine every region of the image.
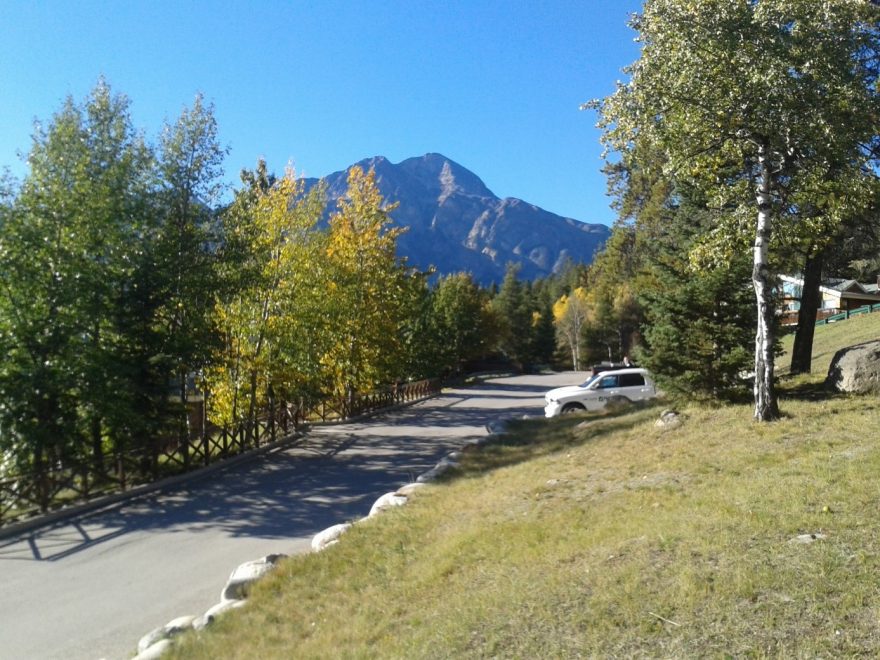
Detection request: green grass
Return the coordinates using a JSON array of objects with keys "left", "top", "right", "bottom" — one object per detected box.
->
[
  {"left": 169, "top": 318, "right": 880, "bottom": 659},
  {"left": 779, "top": 311, "right": 880, "bottom": 383}
]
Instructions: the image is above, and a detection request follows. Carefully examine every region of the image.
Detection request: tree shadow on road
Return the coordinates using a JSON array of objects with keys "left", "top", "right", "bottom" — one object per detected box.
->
[{"left": 0, "top": 375, "right": 563, "bottom": 562}]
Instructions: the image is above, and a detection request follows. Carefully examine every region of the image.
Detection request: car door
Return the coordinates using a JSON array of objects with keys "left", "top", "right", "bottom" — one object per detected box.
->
[
  {"left": 618, "top": 372, "right": 650, "bottom": 400},
  {"left": 593, "top": 374, "right": 620, "bottom": 407}
]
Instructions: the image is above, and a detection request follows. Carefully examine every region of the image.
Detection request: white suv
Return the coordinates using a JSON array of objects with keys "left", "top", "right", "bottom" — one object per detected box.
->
[{"left": 544, "top": 368, "right": 657, "bottom": 418}]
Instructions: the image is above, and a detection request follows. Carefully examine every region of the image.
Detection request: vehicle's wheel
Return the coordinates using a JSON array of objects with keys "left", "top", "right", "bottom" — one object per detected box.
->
[{"left": 561, "top": 403, "right": 586, "bottom": 415}]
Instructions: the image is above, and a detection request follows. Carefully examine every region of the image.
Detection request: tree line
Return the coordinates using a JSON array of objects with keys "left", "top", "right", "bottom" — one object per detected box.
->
[
  {"left": 0, "top": 81, "right": 602, "bottom": 482},
  {"left": 578, "top": 0, "right": 879, "bottom": 420}
]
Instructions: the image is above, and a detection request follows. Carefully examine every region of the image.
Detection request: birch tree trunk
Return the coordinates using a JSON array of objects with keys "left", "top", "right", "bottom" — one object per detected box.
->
[{"left": 752, "top": 147, "right": 780, "bottom": 421}]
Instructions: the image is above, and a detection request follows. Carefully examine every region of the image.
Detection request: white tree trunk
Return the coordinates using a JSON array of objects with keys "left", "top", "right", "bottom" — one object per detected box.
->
[{"left": 752, "top": 147, "right": 780, "bottom": 421}]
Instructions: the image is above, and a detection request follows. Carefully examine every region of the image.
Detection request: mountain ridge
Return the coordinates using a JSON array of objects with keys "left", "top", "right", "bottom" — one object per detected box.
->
[{"left": 303, "top": 153, "right": 610, "bottom": 284}]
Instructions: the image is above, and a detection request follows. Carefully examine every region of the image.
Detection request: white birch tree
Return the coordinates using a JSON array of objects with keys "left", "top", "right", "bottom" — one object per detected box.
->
[{"left": 587, "top": 0, "right": 879, "bottom": 420}]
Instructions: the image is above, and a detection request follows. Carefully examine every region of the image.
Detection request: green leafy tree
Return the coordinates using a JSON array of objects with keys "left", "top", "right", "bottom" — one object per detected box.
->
[
  {"left": 590, "top": 0, "right": 880, "bottom": 420},
  {"left": 553, "top": 288, "right": 589, "bottom": 370},
  {"left": 207, "top": 165, "right": 324, "bottom": 430},
  {"left": 581, "top": 224, "right": 644, "bottom": 363},
  {"left": 321, "top": 166, "right": 412, "bottom": 401},
  {"left": 430, "top": 272, "right": 494, "bottom": 375},
  {"left": 0, "top": 81, "right": 157, "bottom": 488},
  {"left": 154, "top": 94, "right": 227, "bottom": 459}
]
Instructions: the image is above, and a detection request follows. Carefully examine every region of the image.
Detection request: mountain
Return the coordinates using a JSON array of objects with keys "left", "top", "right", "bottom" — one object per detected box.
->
[{"left": 303, "top": 153, "right": 610, "bottom": 284}]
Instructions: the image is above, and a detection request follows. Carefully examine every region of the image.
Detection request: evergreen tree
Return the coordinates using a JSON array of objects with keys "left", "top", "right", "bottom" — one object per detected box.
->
[
  {"left": 492, "top": 264, "right": 536, "bottom": 370},
  {"left": 638, "top": 202, "right": 756, "bottom": 401}
]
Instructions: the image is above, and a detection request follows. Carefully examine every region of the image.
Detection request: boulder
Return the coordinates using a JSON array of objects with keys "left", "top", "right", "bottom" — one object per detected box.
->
[
  {"left": 136, "top": 616, "right": 195, "bottom": 656},
  {"left": 417, "top": 459, "right": 456, "bottom": 483},
  {"left": 485, "top": 420, "right": 509, "bottom": 435},
  {"left": 416, "top": 468, "right": 439, "bottom": 483},
  {"left": 655, "top": 410, "right": 682, "bottom": 430},
  {"left": 396, "top": 482, "right": 427, "bottom": 497},
  {"left": 368, "top": 492, "right": 408, "bottom": 517},
  {"left": 311, "top": 523, "right": 352, "bottom": 552},
  {"left": 163, "top": 615, "right": 197, "bottom": 634},
  {"left": 133, "top": 638, "right": 172, "bottom": 660},
  {"left": 220, "top": 554, "right": 286, "bottom": 602},
  {"left": 137, "top": 628, "right": 168, "bottom": 655},
  {"left": 194, "top": 599, "right": 247, "bottom": 630},
  {"left": 826, "top": 340, "right": 880, "bottom": 394}
]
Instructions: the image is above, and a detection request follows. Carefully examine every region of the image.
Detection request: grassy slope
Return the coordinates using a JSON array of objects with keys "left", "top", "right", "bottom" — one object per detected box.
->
[{"left": 172, "top": 314, "right": 880, "bottom": 659}]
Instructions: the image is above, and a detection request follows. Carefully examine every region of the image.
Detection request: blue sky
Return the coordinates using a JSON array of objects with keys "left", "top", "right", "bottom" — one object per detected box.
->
[{"left": 0, "top": 1, "right": 641, "bottom": 226}]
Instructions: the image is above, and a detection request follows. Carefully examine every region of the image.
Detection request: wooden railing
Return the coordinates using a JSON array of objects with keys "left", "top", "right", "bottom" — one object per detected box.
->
[
  {"left": 0, "top": 378, "right": 441, "bottom": 526},
  {"left": 814, "top": 303, "right": 880, "bottom": 326}
]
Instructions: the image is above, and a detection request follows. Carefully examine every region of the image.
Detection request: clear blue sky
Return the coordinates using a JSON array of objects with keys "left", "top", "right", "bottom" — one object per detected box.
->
[{"left": 0, "top": 1, "right": 641, "bottom": 226}]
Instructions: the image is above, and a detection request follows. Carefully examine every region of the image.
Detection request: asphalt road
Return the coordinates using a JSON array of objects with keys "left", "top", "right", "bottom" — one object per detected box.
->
[{"left": 0, "top": 372, "right": 579, "bottom": 660}]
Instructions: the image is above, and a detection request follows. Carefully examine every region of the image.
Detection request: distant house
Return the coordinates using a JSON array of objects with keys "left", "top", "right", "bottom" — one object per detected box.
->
[{"left": 779, "top": 275, "right": 880, "bottom": 325}]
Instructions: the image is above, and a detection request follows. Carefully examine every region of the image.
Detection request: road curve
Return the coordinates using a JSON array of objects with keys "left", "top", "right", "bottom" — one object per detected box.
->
[{"left": 0, "top": 372, "right": 578, "bottom": 660}]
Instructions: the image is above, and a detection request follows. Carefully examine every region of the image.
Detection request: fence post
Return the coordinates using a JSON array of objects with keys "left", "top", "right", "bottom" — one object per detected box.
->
[
  {"left": 117, "top": 454, "right": 126, "bottom": 491},
  {"left": 38, "top": 466, "right": 49, "bottom": 513},
  {"left": 81, "top": 462, "right": 89, "bottom": 499},
  {"left": 269, "top": 389, "right": 276, "bottom": 443}
]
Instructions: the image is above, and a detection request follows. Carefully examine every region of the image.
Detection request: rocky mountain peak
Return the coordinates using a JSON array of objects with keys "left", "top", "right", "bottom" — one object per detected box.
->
[{"left": 303, "top": 153, "right": 609, "bottom": 284}]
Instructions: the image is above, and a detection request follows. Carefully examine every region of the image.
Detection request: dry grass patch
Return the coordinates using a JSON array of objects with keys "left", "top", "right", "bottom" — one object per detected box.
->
[{"left": 170, "top": 389, "right": 880, "bottom": 658}]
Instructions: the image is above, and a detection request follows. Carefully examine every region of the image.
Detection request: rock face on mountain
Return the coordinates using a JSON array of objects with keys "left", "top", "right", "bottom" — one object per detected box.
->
[{"left": 304, "top": 153, "right": 610, "bottom": 284}]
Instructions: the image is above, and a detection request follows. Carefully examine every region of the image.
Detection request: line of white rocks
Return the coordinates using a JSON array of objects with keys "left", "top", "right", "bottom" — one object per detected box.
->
[{"left": 132, "top": 433, "right": 494, "bottom": 659}]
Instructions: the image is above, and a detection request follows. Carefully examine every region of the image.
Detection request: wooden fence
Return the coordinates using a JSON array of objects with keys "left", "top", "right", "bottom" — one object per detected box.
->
[
  {"left": 815, "top": 303, "right": 880, "bottom": 326},
  {"left": 0, "top": 378, "right": 441, "bottom": 526}
]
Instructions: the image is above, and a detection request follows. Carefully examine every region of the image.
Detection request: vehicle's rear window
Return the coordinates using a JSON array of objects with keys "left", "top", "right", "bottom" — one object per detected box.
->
[{"left": 619, "top": 373, "right": 646, "bottom": 387}]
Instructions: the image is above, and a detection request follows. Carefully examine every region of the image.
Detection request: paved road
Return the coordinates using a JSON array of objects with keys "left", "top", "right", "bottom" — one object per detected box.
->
[{"left": 0, "top": 372, "right": 578, "bottom": 660}]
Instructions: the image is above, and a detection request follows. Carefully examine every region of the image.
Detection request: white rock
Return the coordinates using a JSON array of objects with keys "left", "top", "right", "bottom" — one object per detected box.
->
[
  {"left": 163, "top": 615, "right": 196, "bottom": 634},
  {"left": 447, "top": 451, "right": 462, "bottom": 461},
  {"left": 789, "top": 533, "right": 827, "bottom": 544},
  {"left": 135, "top": 615, "right": 196, "bottom": 657},
  {"left": 396, "top": 482, "right": 427, "bottom": 497},
  {"left": 311, "top": 523, "right": 352, "bottom": 552},
  {"left": 220, "top": 554, "right": 286, "bottom": 602},
  {"left": 485, "top": 420, "right": 508, "bottom": 435},
  {"left": 195, "top": 599, "right": 247, "bottom": 630},
  {"left": 192, "top": 616, "right": 210, "bottom": 632},
  {"left": 368, "top": 492, "right": 408, "bottom": 517},
  {"left": 417, "top": 460, "right": 455, "bottom": 482},
  {"left": 655, "top": 410, "right": 682, "bottom": 430},
  {"left": 133, "top": 639, "right": 173, "bottom": 660},
  {"left": 137, "top": 627, "right": 167, "bottom": 654}
]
